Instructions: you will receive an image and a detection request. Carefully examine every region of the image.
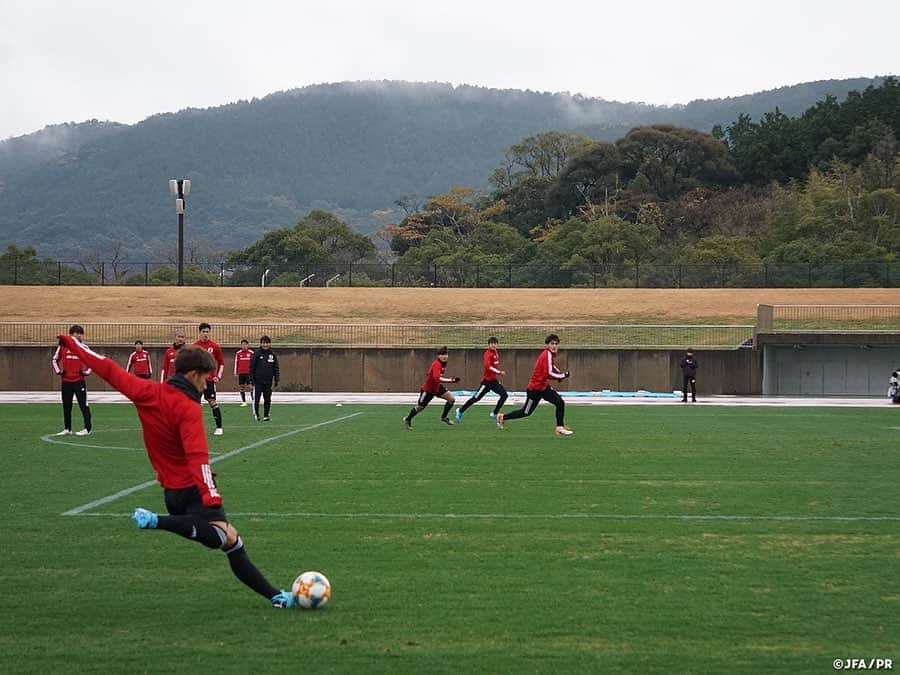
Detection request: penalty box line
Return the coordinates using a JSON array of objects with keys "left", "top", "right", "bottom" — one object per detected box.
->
[
  {"left": 68, "top": 511, "right": 900, "bottom": 522},
  {"left": 61, "top": 412, "right": 365, "bottom": 517}
]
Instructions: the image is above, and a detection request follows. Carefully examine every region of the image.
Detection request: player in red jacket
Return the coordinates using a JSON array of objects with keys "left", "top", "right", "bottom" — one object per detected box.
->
[
  {"left": 126, "top": 340, "right": 153, "bottom": 379},
  {"left": 497, "top": 334, "right": 573, "bottom": 435},
  {"left": 233, "top": 339, "right": 254, "bottom": 407},
  {"left": 159, "top": 330, "right": 186, "bottom": 383},
  {"left": 454, "top": 336, "right": 508, "bottom": 423},
  {"left": 51, "top": 324, "right": 93, "bottom": 436},
  {"left": 57, "top": 333, "right": 299, "bottom": 609},
  {"left": 403, "top": 346, "right": 460, "bottom": 429},
  {"left": 193, "top": 322, "right": 225, "bottom": 435}
]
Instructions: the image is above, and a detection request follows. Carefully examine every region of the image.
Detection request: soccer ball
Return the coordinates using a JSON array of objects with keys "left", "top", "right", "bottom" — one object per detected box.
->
[{"left": 292, "top": 571, "right": 331, "bottom": 609}]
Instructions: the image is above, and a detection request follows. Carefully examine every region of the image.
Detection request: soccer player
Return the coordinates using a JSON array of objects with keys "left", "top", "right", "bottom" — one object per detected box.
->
[
  {"left": 51, "top": 324, "right": 92, "bottom": 436},
  {"left": 249, "top": 335, "right": 279, "bottom": 421},
  {"left": 234, "top": 339, "right": 254, "bottom": 407},
  {"left": 497, "top": 334, "right": 573, "bottom": 436},
  {"left": 126, "top": 340, "right": 153, "bottom": 379},
  {"left": 56, "top": 333, "right": 299, "bottom": 609},
  {"left": 455, "top": 336, "right": 508, "bottom": 424},
  {"left": 193, "top": 322, "right": 225, "bottom": 435},
  {"left": 403, "top": 346, "right": 460, "bottom": 429},
  {"left": 680, "top": 349, "right": 699, "bottom": 403},
  {"left": 160, "top": 330, "right": 186, "bottom": 383}
]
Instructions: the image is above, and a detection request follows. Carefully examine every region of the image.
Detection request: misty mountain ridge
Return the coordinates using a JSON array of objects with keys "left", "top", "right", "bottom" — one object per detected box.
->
[{"left": 0, "top": 77, "right": 886, "bottom": 259}]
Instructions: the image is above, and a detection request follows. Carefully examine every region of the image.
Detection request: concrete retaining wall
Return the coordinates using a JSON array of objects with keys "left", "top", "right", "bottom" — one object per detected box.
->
[{"left": 4, "top": 346, "right": 762, "bottom": 394}]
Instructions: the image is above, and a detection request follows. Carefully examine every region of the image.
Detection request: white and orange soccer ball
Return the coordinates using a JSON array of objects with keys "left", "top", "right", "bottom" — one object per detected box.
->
[{"left": 292, "top": 571, "right": 331, "bottom": 609}]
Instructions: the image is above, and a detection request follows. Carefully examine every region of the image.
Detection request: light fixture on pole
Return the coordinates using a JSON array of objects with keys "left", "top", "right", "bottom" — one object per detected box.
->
[{"left": 168, "top": 178, "right": 191, "bottom": 286}]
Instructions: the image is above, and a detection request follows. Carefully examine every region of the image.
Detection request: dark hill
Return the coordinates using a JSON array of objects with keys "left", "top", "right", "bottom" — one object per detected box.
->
[{"left": 0, "top": 78, "right": 883, "bottom": 258}]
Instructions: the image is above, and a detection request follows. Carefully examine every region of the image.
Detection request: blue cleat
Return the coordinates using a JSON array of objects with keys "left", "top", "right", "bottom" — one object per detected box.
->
[
  {"left": 490, "top": 412, "right": 498, "bottom": 421},
  {"left": 455, "top": 408, "right": 462, "bottom": 423},
  {"left": 132, "top": 507, "right": 158, "bottom": 529},
  {"left": 271, "top": 590, "right": 298, "bottom": 608}
]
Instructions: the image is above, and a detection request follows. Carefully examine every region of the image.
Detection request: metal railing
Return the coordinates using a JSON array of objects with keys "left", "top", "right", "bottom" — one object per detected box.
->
[
  {"left": 758, "top": 305, "right": 900, "bottom": 331},
  {"left": 2, "top": 260, "right": 899, "bottom": 288},
  {"left": 2, "top": 322, "right": 756, "bottom": 350}
]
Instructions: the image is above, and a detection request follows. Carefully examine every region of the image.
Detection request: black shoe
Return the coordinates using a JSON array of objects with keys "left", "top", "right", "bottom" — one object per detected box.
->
[
  {"left": 441, "top": 417, "right": 455, "bottom": 426},
  {"left": 681, "top": 398, "right": 688, "bottom": 403}
]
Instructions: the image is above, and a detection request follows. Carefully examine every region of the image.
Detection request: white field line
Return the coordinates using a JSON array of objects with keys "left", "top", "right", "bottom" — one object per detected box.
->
[
  {"left": 68, "top": 511, "right": 900, "bottom": 522},
  {"left": 61, "top": 412, "right": 364, "bottom": 516},
  {"left": 40, "top": 434, "right": 144, "bottom": 452}
]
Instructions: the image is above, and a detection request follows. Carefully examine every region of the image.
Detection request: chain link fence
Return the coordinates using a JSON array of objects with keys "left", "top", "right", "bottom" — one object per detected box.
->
[
  {"left": 757, "top": 305, "right": 900, "bottom": 331},
  {"left": 3, "top": 260, "right": 899, "bottom": 288},
  {"left": 2, "top": 322, "right": 756, "bottom": 350}
]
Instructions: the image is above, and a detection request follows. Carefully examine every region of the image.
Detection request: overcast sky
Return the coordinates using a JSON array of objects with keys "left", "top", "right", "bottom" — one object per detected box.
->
[{"left": 1, "top": 0, "right": 897, "bottom": 141}]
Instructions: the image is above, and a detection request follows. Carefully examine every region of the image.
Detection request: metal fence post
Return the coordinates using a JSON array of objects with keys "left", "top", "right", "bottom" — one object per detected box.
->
[
  {"left": 13, "top": 260, "right": 17, "bottom": 285},
  {"left": 807, "top": 262, "right": 812, "bottom": 287},
  {"left": 433, "top": 264, "right": 438, "bottom": 287},
  {"left": 58, "top": 261, "right": 62, "bottom": 285},
  {"left": 634, "top": 263, "right": 640, "bottom": 288},
  {"left": 348, "top": 263, "right": 352, "bottom": 287},
  {"left": 145, "top": 262, "right": 149, "bottom": 286},
  {"left": 507, "top": 265, "right": 512, "bottom": 288},
  {"left": 391, "top": 264, "right": 395, "bottom": 287},
  {"left": 101, "top": 262, "right": 105, "bottom": 286}
]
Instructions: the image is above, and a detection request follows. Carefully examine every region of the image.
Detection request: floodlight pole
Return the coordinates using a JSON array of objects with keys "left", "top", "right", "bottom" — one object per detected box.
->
[{"left": 169, "top": 178, "right": 191, "bottom": 286}]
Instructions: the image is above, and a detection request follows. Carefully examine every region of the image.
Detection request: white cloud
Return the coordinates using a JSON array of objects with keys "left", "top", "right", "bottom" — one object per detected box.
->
[{"left": 1, "top": 0, "right": 897, "bottom": 139}]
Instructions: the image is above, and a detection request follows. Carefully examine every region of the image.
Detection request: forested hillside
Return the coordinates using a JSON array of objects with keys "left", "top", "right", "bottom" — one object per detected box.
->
[{"left": 0, "top": 77, "right": 883, "bottom": 259}]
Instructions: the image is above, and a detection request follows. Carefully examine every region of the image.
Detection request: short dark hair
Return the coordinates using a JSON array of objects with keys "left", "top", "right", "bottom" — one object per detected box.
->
[
  {"left": 437, "top": 346, "right": 448, "bottom": 355},
  {"left": 174, "top": 345, "right": 217, "bottom": 375},
  {"left": 260, "top": 335, "right": 271, "bottom": 344},
  {"left": 240, "top": 339, "right": 249, "bottom": 345},
  {"left": 686, "top": 348, "right": 694, "bottom": 354},
  {"left": 69, "top": 324, "right": 84, "bottom": 335},
  {"left": 134, "top": 340, "right": 143, "bottom": 346},
  {"left": 198, "top": 322, "right": 211, "bottom": 332},
  {"left": 488, "top": 336, "right": 499, "bottom": 344},
  {"left": 545, "top": 334, "right": 560, "bottom": 344}
]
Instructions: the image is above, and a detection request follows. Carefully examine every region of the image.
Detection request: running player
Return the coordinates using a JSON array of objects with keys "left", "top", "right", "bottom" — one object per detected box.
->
[
  {"left": 403, "top": 346, "right": 460, "bottom": 429},
  {"left": 455, "top": 336, "right": 508, "bottom": 423},
  {"left": 497, "top": 334, "right": 573, "bottom": 435},
  {"left": 56, "top": 332, "right": 299, "bottom": 608}
]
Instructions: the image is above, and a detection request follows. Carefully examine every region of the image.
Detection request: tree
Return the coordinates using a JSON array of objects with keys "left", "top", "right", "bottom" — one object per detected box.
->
[{"left": 229, "top": 210, "right": 376, "bottom": 267}]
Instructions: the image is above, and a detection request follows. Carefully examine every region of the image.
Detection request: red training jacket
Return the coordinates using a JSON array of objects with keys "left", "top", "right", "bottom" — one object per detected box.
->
[
  {"left": 421, "top": 358, "right": 455, "bottom": 394},
  {"left": 126, "top": 349, "right": 152, "bottom": 377},
  {"left": 526, "top": 347, "right": 566, "bottom": 391},
  {"left": 160, "top": 345, "right": 180, "bottom": 383},
  {"left": 59, "top": 334, "right": 222, "bottom": 507},
  {"left": 193, "top": 338, "right": 225, "bottom": 382},
  {"left": 234, "top": 348, "right": 254, "bottom": 376},
  {"left": 52, "top": 344, "right": 92, "bottom": 383},
  {"left": 481, "top": 348, "right": 502, "bottom": 382}
]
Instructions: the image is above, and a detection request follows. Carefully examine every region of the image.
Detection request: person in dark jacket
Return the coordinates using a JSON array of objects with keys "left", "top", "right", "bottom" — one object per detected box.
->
[
  {"left": 249, "top": 335, "right": 280, "bottom": 421},
  {"left": 680, "top": 349, "right": 699, "bottom": 403}
]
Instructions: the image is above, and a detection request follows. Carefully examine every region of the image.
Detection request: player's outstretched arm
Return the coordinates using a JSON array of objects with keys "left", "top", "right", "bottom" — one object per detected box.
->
[{"left": 57, "top": 335, "right": 154, "bottom": 402}]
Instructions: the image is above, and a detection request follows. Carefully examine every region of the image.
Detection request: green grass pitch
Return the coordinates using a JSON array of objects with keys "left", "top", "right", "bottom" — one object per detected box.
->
[{"left": 1, "top": 401, "right": 898, "bottom": 674}]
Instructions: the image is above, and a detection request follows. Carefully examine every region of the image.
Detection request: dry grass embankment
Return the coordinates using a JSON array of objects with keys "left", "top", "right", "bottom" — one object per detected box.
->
[{"left": 2, "top": 286, "right": 898, "bottom": 324}]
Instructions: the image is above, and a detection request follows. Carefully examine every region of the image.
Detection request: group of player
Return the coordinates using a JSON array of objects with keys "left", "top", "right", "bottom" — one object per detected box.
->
[
  {"left": 51, "top": 323, "right": 280, "bottom": 437},
  {"left": 52, "top": 325, "right": 575, "bottom": 611},
  {"left": 404, "top": 333, "right": 574, "bottom": 436}
]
